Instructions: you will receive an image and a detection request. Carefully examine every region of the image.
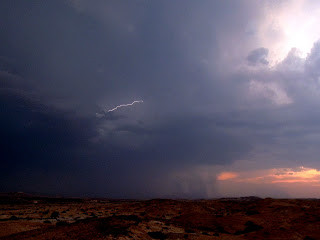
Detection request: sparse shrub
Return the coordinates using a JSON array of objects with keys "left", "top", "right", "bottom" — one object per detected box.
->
[
  {"left": 245, "top": 209, "right": 260, "bottom": 215},
  {"left": 50, "top": 211, "right": 60, "bottom": 219},
  {"left": 147, "top": 231, "right": 167, "bottom": 239},
  {"left": 118, "top": 215, "right": 141, "bottom": 222},
  {"left": 56, "top": 221, "right": 69, "bottom": 226},
  {"left": 304, "top": 236, "right": 316, "bottom": 240},
  {"left": 235, "top": 221, "right": 263, "bottom": 235},
  {"left": 198, "top": 226, "right": 214, "bottom": 232},
  {"left": 97, "top": 219, "right": 129, "bottom": 236},
  {"left": 216, "top": 225, "right": 228, "bottom": 233}
]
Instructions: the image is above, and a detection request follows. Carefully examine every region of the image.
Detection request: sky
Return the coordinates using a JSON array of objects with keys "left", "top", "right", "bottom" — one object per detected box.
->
[{"left": 2, "top": 0, "right": 320, "bottom": 198}]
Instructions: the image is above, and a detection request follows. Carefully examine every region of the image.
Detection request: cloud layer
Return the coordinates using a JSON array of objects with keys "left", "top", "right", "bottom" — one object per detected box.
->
[{"left": 2, "top": 0, "right": 320, "bottom": 198}]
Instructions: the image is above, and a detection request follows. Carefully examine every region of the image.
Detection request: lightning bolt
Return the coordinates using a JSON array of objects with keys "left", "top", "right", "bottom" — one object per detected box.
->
[
  {"left": 96, "top": 100, "right": 143, "bottom": 118},
  {"left": 107, "top": 100, "right": 143, "bottom": 113}
]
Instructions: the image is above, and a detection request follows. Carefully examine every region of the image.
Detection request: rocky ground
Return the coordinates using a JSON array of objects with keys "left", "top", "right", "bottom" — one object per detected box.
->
[{"left": 0, "top": 193, "right": 320, "bottom": 239}]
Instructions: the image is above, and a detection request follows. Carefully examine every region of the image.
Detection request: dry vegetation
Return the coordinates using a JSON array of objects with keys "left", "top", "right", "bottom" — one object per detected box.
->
[{"left": 0, "top": 193, "right": 320, "bottom": 239}]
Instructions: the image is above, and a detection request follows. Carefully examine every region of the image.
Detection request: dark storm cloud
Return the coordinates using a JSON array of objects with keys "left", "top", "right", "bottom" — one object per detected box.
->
[
  {"left": 0, "top": 71, "right": 251, "bottom": 197},
  {"left": 2, "top": 0, "right": 320, "bottom": 198}
]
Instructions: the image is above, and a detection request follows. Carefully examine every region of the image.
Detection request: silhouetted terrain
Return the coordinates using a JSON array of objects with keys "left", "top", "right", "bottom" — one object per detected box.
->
[{"left": 0, "top": 193, "right": 319, "bottom": 239}]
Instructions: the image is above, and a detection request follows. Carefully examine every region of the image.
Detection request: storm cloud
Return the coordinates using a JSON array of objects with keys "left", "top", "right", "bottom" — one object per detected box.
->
[{"left": 2, "top": 0, "right": 320, "bottom": 198}]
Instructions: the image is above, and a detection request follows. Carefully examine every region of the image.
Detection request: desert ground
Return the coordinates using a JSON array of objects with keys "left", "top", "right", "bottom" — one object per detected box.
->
[{"left": 0, "top": 193, "right": 320, "bottom": 239}]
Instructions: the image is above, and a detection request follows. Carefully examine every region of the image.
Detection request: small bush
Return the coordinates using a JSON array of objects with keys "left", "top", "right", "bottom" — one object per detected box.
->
[
  {"left": 118, "top": 215, "right": 141, "bottom": 222},
  {"left": 216, "top": 225, "right": 228, "bottom": 234},
  {"left": 147, "top": 231, "right": 167, "bottom": 239},
  {"left": 198, "top": 226, "right": 215, "bottom": 232},
  {"left": 97, "top": 220, "right": 128, "bottom": 236},
  {"left": 56, "top": 221, "right": 69, "bottom": 226},
  {"left": 245, "top": 210, "right": 260, "bottom": 215},
  {"left": 50, "top": 211, "right": 60, "bottom": 219},
  {"left": 304, "top": 236, "right": 316, "bottom": 240},
  {"left": 235, "top": 221, "right": 263, "bottom": 235}
]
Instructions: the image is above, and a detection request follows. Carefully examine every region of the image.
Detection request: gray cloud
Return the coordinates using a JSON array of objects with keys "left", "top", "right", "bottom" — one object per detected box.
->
[
  {"left": 246, "top": 47, "right": 269, "bottom": 65},
  {"left": 305, "top": 41, "right": 320, "bottom": 80}
]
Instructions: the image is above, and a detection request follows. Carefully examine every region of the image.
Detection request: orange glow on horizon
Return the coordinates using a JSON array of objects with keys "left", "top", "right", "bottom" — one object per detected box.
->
[
  {"left": 217, "top": 166, "right": 320, "bottom": 184},
  {"left": 217, "top": 172, "right": 238, "bottom": 180}
]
